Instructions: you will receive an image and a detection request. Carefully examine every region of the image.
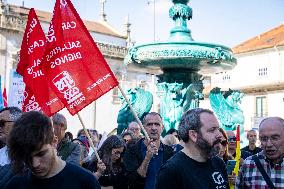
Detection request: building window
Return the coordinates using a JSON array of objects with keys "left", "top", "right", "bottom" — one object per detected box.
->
[
  {"left": 255, "top": 96, "right": 267, "bottom": 117},
  {"left": 222, "top": 74, "right": 231, "bottom": 81},
  {"left": 112, "top": 73, "right": 122, "bottom": 104},
  {"left": 258, "top": 67, "right": 268, "bottom": 77},
  {"left": 112, "top": 87, "right": 121, "bottom": 104}
]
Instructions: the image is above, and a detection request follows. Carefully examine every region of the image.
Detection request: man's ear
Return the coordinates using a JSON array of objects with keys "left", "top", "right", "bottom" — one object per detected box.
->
[
  {"left": 188, "top": 130, "right": 198, "bottom": 143},
  {"left": 52, "top": 135, "right": 58, "bottom": 148}
]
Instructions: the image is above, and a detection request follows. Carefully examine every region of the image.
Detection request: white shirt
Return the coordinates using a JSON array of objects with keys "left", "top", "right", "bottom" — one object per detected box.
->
[{"left": 0, "top": 146, "right": 10, "bottom": 166}]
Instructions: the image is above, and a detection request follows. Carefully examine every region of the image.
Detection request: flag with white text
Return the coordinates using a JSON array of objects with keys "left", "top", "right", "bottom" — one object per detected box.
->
[
  {"left": 17, "top": 8, "right": 64, "bottom": 116},
  {"left": 41, "top": 0, "right": 118, "bottom": 115}
]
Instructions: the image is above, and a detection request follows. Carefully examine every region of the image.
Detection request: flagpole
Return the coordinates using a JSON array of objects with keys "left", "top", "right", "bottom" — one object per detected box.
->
[
  {"left": 230, "top": 125, "right": 241, "bottom": 189},
  {"left": 118, "top": 84, "right": 150, "bottom": 141},
  {"left": 77, "top": 113, "right": 101, "bottom": 161}
]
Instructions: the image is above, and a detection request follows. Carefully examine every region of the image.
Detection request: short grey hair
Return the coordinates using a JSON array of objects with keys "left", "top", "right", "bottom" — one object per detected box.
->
[
  {"left": 52, "top": 113, "right": 67, "bottom": 130},
  {"left": 259, "top": 117, "right": 284, "bottom": 128},
  {"left": 0, "top": 107, "right": 22, "bottom": 121},
  {"left": 178, "top": 108, "right": 214, "bottom": 143}
]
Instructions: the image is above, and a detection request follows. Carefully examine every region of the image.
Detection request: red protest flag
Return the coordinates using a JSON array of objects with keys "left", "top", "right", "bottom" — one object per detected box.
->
[
  {"left": 41, "top": 0, "right": 118, "bottom": 115},
  {"left": 2, "top": 86, "right": 7, "bottom": 107},
  {"left": 17, "top": 8, "right": 64, "bottom": 116}
]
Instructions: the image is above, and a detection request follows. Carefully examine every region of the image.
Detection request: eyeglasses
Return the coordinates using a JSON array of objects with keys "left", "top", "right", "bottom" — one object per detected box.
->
[
  {"left": 228, "top": 136, "right": 236, "bottom": 142},
  {"left": 259, "top": 136, "right": 281, "bottom": 143},
  {"left": 221, "top": 140, "right": 228, "bottom": 146},
  {"left": 129, "top": 128, "right": 140, "bottom": 131},
  {"left": 0, "top": 120, "right": 13, "bottom": 128}
]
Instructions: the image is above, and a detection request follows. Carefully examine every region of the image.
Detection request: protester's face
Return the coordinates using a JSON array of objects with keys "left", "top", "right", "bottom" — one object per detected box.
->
[
  {"left": 144, "top": 114, "right": 164, "bottom": 141},
  {"left": 218, "top": 135, "right": 228, "bottom": 158},
  {"left": 29, "top": 144, "right": 56, "bottom": 178},
  {"left": 259, "top": 118, "right": 284, "bottom": 162},
  {"left": 247, "top": 130, "right": 257, "bottom": 144},
  {"left": 171, "top": 132, "right": 179, "bottom": 140},
  {"left": 226, "top": 131, "right": 236, "bottom": 154},
  {"left": 128, "top": 122, "right": 141, "bottom": 138},
  {"left": 0, "top": 110, "right": 14, "bottom": 143},
  {"left": 111, "top": 147, "right": 124, "bottom": 162},
  {"left": 90, "top": 131, "right": 99, "bottom": 146},
  {"left": 53, "top": 123, "right": 66, "bottom": 142},
  {"left": 123, "top": 135, "right": 132, "bottom": 144},
  {"left": 196, "top": 113, "right": 222, "bottom": 156}
]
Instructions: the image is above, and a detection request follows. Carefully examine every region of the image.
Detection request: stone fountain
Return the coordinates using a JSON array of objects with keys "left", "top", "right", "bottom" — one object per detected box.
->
[{"left": 124, "top": 0, "right": 237, "bottom": 133}]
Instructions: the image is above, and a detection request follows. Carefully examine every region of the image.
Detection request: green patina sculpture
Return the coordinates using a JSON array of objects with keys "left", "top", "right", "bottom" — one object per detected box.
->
[
  {"left": 124, "top": 0, "right": 237, "bottom": 134},
  {"left": 157, "top": 80, "right": 204, "bottom": 134},
  {"left": 117, "top": 87, "right": 153, "bottom": 134},
  {"left": 209, "top": 87, "right": 245, "bottom": 143}
]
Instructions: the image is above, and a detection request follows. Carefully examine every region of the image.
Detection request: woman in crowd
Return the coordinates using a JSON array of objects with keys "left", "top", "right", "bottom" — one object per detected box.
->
[
  {"left": 163, "top": 134, "right": 179, "bottom": 146},
  {"left": 72, "top": 135, "right": 90, "bottom": 165},
  {"left": 218, "top": 128, "right": 233, "bottom": 163},
  {"left": 218, "top": 128, "right": 236, "bottom": 186},
  {"left": 83, "top": 135, "right": 127, "bottom": 189}
]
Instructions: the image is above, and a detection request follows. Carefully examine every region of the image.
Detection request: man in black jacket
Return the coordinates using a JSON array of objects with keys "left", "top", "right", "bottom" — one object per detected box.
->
[{"left": 123, "top": 112, "right": 174, "bottom": 189}]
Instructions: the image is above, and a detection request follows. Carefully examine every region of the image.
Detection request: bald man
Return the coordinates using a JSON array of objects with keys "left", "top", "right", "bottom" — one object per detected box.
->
[
  {"left": 241, "top": 130, "right": 262, "bottom": 155},
  {"left": 236, "top": 117, "right": 284, "bottom": 188}
]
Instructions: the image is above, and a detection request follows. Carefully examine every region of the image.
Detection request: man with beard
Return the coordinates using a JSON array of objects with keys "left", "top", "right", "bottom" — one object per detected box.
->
[
  {"left": 123, "top": 112, "right": 174, "bottom": 189},
  {"left": 5, "top": 111, "right": 101, "bottom": 189},
  {"left": 156, "top": 108, "right": 229, "bottom": 189},
  {"left": 236, "top": 117, "right": 284, "bottom": 188}
]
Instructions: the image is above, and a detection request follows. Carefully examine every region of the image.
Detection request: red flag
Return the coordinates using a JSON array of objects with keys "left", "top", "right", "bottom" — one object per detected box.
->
[
  {"left": 2, "top": 87, "right": 7, "bottom": 107},
  {"left": 41, "top": 0, "right": 118, "bottom": 115},
  {"left": 17, "top": 8, "right": 64, "bottom": 116}
]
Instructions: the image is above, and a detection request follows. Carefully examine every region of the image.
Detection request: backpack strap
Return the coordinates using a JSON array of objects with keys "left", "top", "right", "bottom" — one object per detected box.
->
[{"left": 252, "top": 155, "right": 276, "bottom": 189}]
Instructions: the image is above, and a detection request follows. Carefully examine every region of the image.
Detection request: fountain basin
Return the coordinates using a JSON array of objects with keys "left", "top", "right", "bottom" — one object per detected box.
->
[{"left": 125, "top": 41, "right": 236, "bottom": 75}]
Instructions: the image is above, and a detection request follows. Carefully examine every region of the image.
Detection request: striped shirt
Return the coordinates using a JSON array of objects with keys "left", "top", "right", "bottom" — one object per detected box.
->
[{"left": 235, "top": 152, "right": 284, "bottom": 189}]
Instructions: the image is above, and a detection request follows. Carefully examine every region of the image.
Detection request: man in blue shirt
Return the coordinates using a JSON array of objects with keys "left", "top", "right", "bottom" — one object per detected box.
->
[{"left": 123, "top": 112, "right": 174, "bottom": 189}]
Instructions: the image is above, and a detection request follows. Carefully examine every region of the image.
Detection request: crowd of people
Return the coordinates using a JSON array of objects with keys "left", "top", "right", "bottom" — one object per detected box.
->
[{"left": 0, "top": 106, "right": 283, "bottom": 189}]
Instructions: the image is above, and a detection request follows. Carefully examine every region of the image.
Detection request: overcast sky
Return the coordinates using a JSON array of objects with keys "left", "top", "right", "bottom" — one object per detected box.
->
[{"left": 7, "top": 0, "right": 284, "bottom": 48}]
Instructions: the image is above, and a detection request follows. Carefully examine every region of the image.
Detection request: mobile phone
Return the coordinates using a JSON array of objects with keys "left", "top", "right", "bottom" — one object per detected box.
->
[{"left": 226, "top": 160, "right": 236, "bottom": 175}]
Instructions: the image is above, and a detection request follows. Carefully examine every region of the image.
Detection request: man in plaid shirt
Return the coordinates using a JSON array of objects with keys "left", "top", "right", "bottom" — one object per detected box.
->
[{"left": 236, "top": 117, "right": 284, "bottom": 189}]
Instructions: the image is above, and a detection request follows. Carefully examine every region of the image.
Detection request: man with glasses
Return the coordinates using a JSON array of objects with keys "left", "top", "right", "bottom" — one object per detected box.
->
[
  {"left": 156, "top": 108, "right": 228, "bottom": 189},
  {"left": 0, "top": 107, "right": 22, "bottom": 189},
  {"left": 127, "top": 121, "right": 142, "bottom": 139},
  {"left": 236, "top": 117, "right": 284, "bottom": 188},
  {"left": 123, "top": 112, "right": 174, "bottom": 189},
  {"left": 0, "top": 107, "right": 22, "bottom": 166},
  {"left": 226, "top": 130, "right": 251, "bottom": 161}
]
